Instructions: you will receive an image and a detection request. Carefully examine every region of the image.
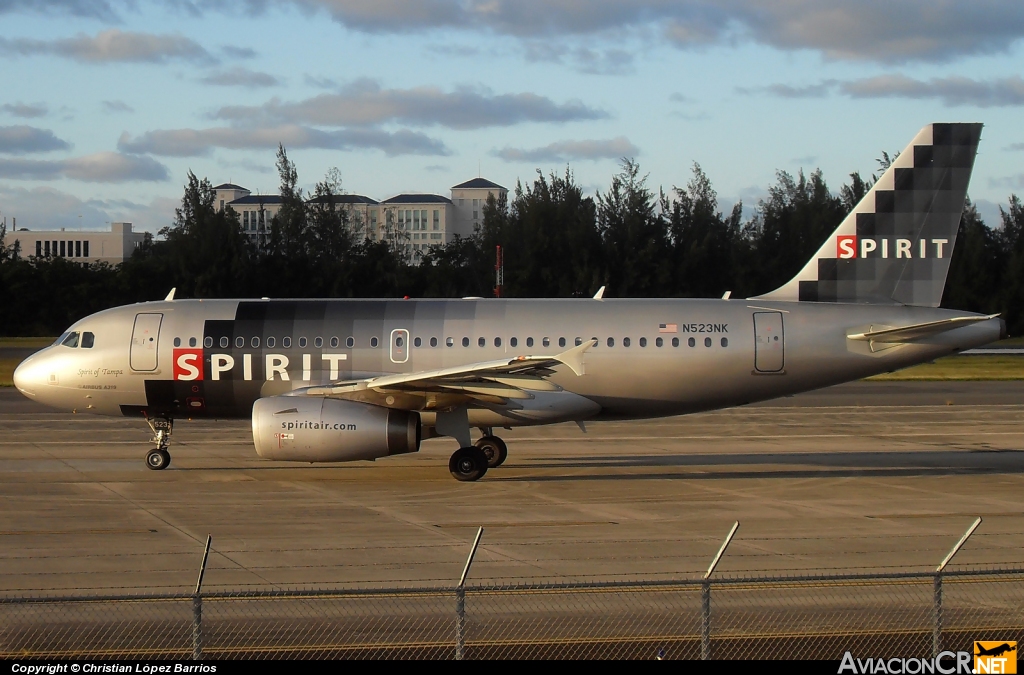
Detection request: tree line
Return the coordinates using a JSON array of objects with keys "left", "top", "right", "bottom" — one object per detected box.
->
[{"left": 1, "top": 145, "right": 1022, "bottom": 336}]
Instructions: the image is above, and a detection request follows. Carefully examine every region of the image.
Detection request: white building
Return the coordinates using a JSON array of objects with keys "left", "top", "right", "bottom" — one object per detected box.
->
[
  {"left": 2, "top": 222, "right": 146, "bottom": 265},
  {"left": 451, "top": 178, "right": 508, "bottom": 237},
  {"left": 379, "top": 194, "right": 454, "bottom": 260}
]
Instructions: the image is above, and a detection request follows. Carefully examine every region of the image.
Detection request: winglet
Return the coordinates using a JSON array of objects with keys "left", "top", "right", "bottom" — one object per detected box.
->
[
  {"left": 554, "top": 338, "right": 596, "bottom": 376},
  {"left": 593, "top": 286, "right": 605, "bottom": 299},
  {"left": 164, "top": 288, "right": 176, "bottom": 301}
]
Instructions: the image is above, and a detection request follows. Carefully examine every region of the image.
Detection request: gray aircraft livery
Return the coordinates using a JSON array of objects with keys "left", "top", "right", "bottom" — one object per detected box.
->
[{"left": 13, "top": 123, "right": 1004, "bottom": 481}]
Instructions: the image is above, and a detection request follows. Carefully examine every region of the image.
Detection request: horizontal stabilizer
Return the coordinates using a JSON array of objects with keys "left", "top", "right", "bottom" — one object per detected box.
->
[{"left": 847, "top": 314, "right": 999, "bottom": 343}]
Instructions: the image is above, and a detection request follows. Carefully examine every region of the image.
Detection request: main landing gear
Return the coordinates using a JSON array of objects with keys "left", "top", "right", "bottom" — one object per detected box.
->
[
  {"left": 448, "top": 429, "right": 509, "bottom": 482},
  {"left": 144, "top": 417, "right": 173, "bottom": 471}
]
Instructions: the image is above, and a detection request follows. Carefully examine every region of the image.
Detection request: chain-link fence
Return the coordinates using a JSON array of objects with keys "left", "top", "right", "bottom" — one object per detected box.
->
[{"left": 1, "top": 568, "right": 1021, "bottom": 660}]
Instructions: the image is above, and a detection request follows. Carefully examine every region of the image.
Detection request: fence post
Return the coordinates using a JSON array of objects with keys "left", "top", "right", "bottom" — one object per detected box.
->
[
  {"left": 192, "top": 535, "right": 212, "bottom": 661},
  {"left": 932, "top": 518, "right": 981, "bottom": 657},
  {"left": 455, "top": 527, "right": 483, "bottom": 661},
  {"left": 702, "top": 522, "right": 739, "bottom": 661}
]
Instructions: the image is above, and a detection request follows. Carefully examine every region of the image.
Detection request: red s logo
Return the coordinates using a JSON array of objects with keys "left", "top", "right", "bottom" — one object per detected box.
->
[
  {"left": 837, "top": 235, "right": 858, "bottom": 259},
  {"left": 173, "top": 349, "right": 204, "bottom": 381}
]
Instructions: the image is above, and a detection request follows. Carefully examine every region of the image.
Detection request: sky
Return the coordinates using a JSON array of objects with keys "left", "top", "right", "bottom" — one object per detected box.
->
[{"left": 1, "top": 0, "right": 1024, "bottom": 234}]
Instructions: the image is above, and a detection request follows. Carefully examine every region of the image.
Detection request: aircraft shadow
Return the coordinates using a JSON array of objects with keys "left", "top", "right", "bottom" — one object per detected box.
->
[{"left": 494, "top": 449, "right": 1024, "bottom": 482}]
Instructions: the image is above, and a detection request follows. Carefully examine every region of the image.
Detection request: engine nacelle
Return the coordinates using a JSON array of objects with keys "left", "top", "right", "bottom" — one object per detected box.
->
[{"left": 252, "top": 396, "right": 420, "bottom": 462}]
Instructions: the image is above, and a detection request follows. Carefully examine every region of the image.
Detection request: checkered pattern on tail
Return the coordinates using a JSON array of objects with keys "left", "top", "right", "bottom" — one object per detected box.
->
[{"left": 755, "top": 123, "right": 983, "bottom": 307}]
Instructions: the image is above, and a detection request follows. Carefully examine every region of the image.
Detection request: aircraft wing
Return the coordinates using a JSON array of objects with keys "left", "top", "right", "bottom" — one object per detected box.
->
[
  {"left": 295, "top": 339, "right": 597, "bottom": 407},
  {"left": 847, "top": 314, "right": 999, "bottom": 344}
]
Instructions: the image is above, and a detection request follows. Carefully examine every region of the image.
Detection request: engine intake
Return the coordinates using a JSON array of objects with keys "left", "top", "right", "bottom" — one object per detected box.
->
[{"left": 252, "top": 396, "right": 420, "bottom": 462}]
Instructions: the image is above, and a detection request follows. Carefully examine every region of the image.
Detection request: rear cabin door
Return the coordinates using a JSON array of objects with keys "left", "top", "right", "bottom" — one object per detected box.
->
[
  {"left": 390, "top": 328, "right": 410, "bottom": 364},
  {"left": 130, "top": 313, "right": 163, "bottom": 371},
  {"left": 753, "top": 311, "right": 784, "bottom": 373}
]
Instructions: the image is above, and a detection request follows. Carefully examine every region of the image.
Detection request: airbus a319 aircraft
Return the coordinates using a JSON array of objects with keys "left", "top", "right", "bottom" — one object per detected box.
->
[{"left": 13, "top": 123, "right": 1003, "bottom": 481}]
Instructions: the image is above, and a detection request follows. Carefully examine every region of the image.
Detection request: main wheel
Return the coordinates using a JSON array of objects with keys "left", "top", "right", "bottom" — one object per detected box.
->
[
  {"left": 449, "top": 447, "right": 488, "bottom": 482},
  {"left": 475, "top": 435, "right": 508, "bottom": 468},
  {"left": 146, "top": 449, "right": 170, "bottom": 471}
]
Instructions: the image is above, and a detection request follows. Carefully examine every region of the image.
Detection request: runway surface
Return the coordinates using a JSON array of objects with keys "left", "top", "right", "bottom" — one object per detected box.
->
[{"left": 0, "top": 382, "right": 1021, "bottom": 593}]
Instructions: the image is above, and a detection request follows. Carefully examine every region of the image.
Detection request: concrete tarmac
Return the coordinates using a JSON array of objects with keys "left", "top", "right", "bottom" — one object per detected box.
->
[{"left": 0, "top": 382, "right": 1021, "bottom": 594}]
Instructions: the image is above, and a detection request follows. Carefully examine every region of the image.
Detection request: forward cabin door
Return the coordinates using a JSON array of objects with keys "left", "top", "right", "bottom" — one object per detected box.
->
[
  {"left": 753, "top": 312, "right": 784, "bottom": 373},
  {"left": 130, "top": 313, "right": 163, "bottom": 371}
]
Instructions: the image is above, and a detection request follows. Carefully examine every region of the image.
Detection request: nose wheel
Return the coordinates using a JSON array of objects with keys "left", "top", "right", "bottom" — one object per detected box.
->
[
  {"left": 146, "top": 448, "right": 171, "bottom": 470},
  {"left": 144, "top": 416, "right": 173, "bottom": 471}
]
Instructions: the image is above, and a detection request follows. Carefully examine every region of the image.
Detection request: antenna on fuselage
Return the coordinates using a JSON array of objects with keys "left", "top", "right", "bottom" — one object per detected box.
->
[{"left": 164, "top": 288, "right": 176, "bottom": 301}]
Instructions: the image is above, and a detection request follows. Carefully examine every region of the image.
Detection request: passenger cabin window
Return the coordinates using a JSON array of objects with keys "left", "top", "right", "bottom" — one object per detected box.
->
[
  {"left": 189, "top": 337, "right": 197, "bottom": 347},
  {"left": 672, "top": 337, "right": 679, "bottom": 347},
  {"left": 235, "top": 337, "right": 244, "bottom": 348},
  {"left": 462, "top": 337, "right": 470, "bottom": 347},
  {"left": 494, "top": 337, "right": 501, "bottom": 347},
  {"left": 656, "top": 337, "right": 664, "bottom": 347},
  {"left": 314, "top": 337, "right": 323, "bottom": 348},
  {"left": 527, "top": 337, "right": 534, "bottom": 347},
  {"left": 370, "top": 337, "right": 379, "bottom": 348},
  {"left": 283, "top": 337, "right": 292, "bottom": 348},
  {"left": 623, "top": 337, "right": 631, "bottom": 347},
  {"left": 510, "top": 337, "right": 517, "bottom": 348},
  {"left": 205, "top": 337, "right": 213, "bottom": 348},
  {"left": 61, "top": 332, "right": 80, "bottom": 348},
  {"left": 430, "top": 337, "right": 438, "bottom": 347},
  {"left": 330, "top": 337, "right": 339, "bottom": 348},
  {"left": 607, "top": 337, "right": 614, "bottom": 347},
  {"left": 446, "top": 337, "right": 454, "bottom": 347},
  {"left": 477, "top": 337, "right": 485, "bottom": 347},
  {"left": 639, "top": 337, "right": 647, "bottom": 347},
  {"left": 705, "top": 337, "right": 712, "bottom": 347},
  {"left": 220, "top": 337, "right": 229, "bottom": 348},
  {"left": 299, "top": 337, "right": 307, "bottom": 348},
  {"left": 688, "top": 337, "right": 696, "bottom": 347},
  {"left": 81, "top": 332, "right": 95, "bottom": 348},
  {"left": 251, "top": 337, "right": 260, "bottom": 348},
  {"left": 558, "top": 338, "right": 566, "bottom": 348},
  {"left": 414, "top": 337, "right": 422, "bottom": 347},
  {"left": 267, "top": 337, "right": 276, "bottom": 348},
  {"left": 721, "top": 337, "right": 729, "bottom": 348},
  {"left": 173, "top": 337, "right": 181, "bottom": 347},
  {"left": 542, "top": 337, "right": 550, "bottom": 348},
  {"left": 346, "top": 337, "right": 354, "bottom": 348},
  {"left": 575, "top": 337, "right": 582, "bottom": 346}
]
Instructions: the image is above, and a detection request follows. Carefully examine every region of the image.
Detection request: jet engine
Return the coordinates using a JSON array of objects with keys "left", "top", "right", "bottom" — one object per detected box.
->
[{"left": 252, "top": 396, "right": 420, "bottom": 462}]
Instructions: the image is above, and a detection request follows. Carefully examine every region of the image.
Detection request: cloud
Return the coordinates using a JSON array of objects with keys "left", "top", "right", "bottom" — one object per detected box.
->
[
  {"left": 523, "top": 42, "right": 635, "bottom": 75},
  {"left": 0, "top": 184, "right": 177, "bottom": 232},
  {"left": 1007, "top": 143, "right": 1024, "bottom": 151},
  {"left": 118, "top": 124, "right": 450, "bottom": 157},
  {"left": 0, "top": 29, "right": 215, "bottom": 64},
  {"left": 214, "top": 79, "right": 607, "bottom": 129},
  {"left": 0, "top": 0, "right": 119, "bottom": 21},
  {"left": 1, "top": 102, "right": 48, "bottom": 118},
  {"left": 495, "top": 137, "right": 639, "bottom": 163},
  {"left": 286, "top": 0, "right": 1024, "bottom": 62},
  {"left": 220, "top": 45, "right": 257, "bottom": 59},
  {"left": 840, "top": 74, "right": 1024, "bottom": 107},
  {"left": 304, "top": 74, "right": 340, "bottom": 89},
  {"left": 201, "top": 66, "right": 281, "bottom": 88},
  {"left": 988, "top": 174, "right": 1024, "bottom": 190},
  {"left": 0, "top": 126, "right": 72, "bottom": 154},
  {"left": 750, "top": 81, "right": 838, "bottom": 98},
  {"left": 102, "top": 100, "right": 134, "bottom": 113},
  {"left": 0, "top": 151, "right": 169, "bottom": 182}
]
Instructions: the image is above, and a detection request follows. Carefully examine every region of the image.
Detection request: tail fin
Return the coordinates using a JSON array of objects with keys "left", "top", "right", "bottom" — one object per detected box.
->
[{"left": 754, "top": 123, "right": 983, "bottom": 307}]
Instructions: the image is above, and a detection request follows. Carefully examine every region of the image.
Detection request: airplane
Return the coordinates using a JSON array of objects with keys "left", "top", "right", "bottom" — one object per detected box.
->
[
  {"left": 976, "top": 643, "right": 1016, "bottom": 658},
  {"left": 12, "top": 123, "right": 1004, "bottom": 482}
]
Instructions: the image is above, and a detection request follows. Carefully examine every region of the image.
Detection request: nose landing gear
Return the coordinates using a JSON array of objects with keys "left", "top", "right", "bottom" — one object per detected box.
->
[{"left": 144, "top": 417, "right": 173, "bottom": 471}]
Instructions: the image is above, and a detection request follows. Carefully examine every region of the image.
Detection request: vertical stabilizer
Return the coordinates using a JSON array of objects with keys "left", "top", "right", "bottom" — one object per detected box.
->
[{"left": 754, "top": 123, "right": 982, "bottom": 307}]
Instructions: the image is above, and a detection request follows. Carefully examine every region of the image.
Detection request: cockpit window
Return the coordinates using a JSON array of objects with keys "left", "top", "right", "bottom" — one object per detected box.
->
[
  {"left": 81, "top": 332, "right": 95, "bottom": 349},
  {"left": 54, "top": 332, "right": 70, "bottom": 346},
  {"left": 61, "top": 332, "right": 80, "bottom": 348}
]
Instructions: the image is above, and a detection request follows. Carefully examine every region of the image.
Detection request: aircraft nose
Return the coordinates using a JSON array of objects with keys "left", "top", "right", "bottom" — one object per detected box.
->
[{"left": 13, "top": 355, "right": 44, "bottom": 397}]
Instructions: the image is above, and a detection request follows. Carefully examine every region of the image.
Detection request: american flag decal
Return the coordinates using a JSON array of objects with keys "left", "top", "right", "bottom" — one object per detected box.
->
[{"left": 659, "top": 323, "right": 678, "bottom": 333}]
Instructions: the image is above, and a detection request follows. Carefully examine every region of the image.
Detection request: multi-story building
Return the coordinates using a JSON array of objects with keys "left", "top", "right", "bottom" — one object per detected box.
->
[
  {"left": 2, "top": 222, "right": 147, "bottom": 264},
  {"left": 213, "top": 183, "right": 284, "bottom": 248},
  {"left": 379, "top": 194, "right": 454, "bottom": 260},
  {"left": 212, "top": 176, "right": 506, "bottom": 261},
  {"left": 450, "top": 178, "right": 508, "bottom": 237}
]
